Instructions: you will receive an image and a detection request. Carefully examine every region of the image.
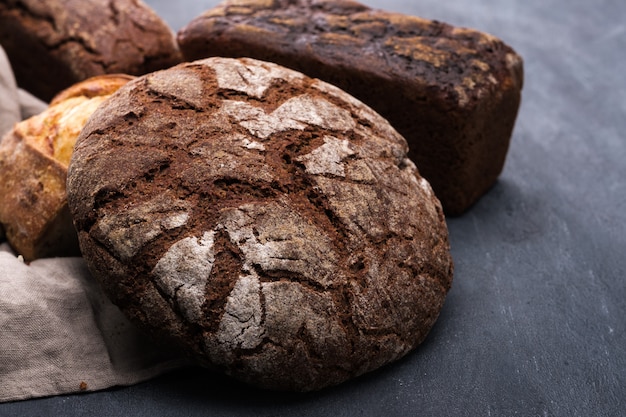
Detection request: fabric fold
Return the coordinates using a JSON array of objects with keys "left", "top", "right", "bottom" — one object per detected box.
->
[{"left": 0, "top": 245, "right": 190, "bottom": 403}]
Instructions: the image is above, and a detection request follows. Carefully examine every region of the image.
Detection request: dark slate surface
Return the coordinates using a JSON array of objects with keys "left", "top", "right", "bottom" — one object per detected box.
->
[{"left": 2, "top": 0, "right": 624, "bottom": 415}]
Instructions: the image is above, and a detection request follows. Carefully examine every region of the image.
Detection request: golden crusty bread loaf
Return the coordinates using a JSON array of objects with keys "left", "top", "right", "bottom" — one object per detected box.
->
[{"left": 0, "top": 74, "right": 133, "bottom": 261}]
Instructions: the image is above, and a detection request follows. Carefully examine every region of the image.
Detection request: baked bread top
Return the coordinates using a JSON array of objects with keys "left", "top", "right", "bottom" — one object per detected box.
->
[
  {"left": 179, "top": 0, "right": 522, "bottom": 99},
  {"left": 67, "top": 57, "right": 454, "bottom": 391}
]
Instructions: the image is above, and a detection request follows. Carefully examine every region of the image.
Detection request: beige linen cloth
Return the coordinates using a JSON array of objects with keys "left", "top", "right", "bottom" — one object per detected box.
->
[{"left": 0, "top": 46, "right": 189, "bottom": 403}]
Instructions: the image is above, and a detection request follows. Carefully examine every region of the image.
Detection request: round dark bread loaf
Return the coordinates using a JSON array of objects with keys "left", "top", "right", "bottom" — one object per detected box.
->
[{"left": 67, "top": 57, "right": 454, "bottom": 391}]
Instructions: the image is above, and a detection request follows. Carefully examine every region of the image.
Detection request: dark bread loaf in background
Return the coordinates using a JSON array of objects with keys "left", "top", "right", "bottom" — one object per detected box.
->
[
  {"left": 67, "top": 57, "right": 454, "bottom": 391},
  {"left": 177, "top": 0, "right": 524, "bottom": 215},
  {"left": 0, "top": 0, "right": 181, "bottom": 101}
]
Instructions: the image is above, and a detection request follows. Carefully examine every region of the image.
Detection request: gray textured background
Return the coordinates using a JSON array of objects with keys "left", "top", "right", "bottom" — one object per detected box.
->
[{"left": 3, "top": 0, "right": 625, "bottom": 415}]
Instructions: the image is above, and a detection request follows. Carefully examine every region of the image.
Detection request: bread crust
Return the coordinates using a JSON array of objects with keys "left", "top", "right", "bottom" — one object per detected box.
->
[{"left": 177, "top": 0, "right": 524, "bottom": 214}]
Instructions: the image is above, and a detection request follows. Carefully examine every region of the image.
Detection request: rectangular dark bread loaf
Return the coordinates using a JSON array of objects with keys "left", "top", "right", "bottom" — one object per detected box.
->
[
  {"left": 177, "top": 0, "right": 524, "bottom": 215},
  {"left": 0, "top": 0, "right": 182, "bottom": 101}
]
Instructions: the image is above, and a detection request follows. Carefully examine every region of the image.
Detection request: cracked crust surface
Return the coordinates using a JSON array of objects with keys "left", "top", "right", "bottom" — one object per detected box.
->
[
  {"left": 0, "top": 0, "right": 182, "bottom": 101},
  {"left": 67, "top": 57, "right": 454, "bottom": 391},
  {"left": 177, "top": 0, "right": 524, "bottom": 215}
]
